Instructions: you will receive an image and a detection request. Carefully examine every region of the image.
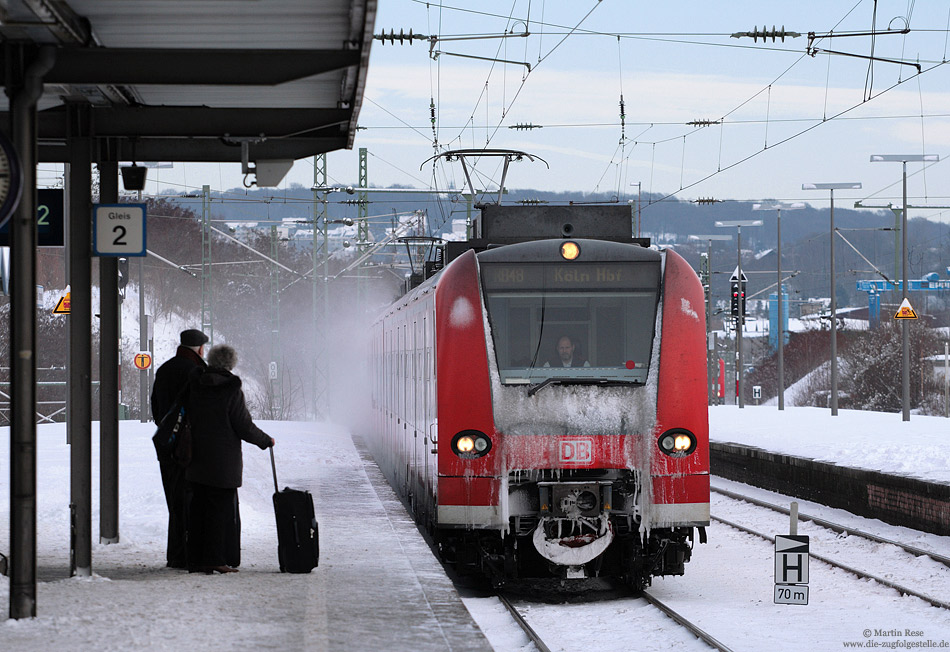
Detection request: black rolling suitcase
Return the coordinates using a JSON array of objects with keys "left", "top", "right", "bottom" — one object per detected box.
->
[{"left": 270, "top": 448, "right": 319, "bottom": 573}]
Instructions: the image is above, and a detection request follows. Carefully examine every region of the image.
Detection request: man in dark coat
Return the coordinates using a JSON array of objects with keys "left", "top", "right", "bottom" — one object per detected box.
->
[
  {"left": 150, "top": 328, "right": 208, "bottom": 568},
  {"left": 185, "top": 344, "right": 274, "bottom": 574}
]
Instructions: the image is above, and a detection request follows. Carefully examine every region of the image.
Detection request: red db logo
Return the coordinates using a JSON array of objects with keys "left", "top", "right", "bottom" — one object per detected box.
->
[{"left": 559, "top": 438, "right": 593, "bottom": 464}]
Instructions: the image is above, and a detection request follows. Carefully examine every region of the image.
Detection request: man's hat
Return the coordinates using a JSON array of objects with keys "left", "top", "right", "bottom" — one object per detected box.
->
[{"left": 180, "top": 329, "right": 209, "bottom": 347}]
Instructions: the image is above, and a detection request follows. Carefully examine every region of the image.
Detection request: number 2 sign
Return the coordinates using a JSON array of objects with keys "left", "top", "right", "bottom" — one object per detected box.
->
[{"left": 93, "top": 204, "right": 146, "bottom": 257}]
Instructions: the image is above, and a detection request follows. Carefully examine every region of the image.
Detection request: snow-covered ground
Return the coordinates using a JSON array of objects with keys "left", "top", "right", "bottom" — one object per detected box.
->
[
  {"left": 709, "top": 404, "right": 950, "bottom": 484},
  {"left": 1, "top": 406, "right": 949, "bottom": 650}
]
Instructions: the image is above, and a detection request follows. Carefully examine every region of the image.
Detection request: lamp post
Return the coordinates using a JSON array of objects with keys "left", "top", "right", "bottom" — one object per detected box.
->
[
  {"left": 870, "top": 154, "right": 939, "bottom": 421},
  {"left": 752, "top": 202, "right": 804, "bottom": 410},
  {"left": 715, "top": 220, "right": 762, "bottom": 408},
  {"left": 689, "top": 234, "right": 733, "bottom": 405},
  {"left": 802, "top": 182, "right": 862, "bottom": 416}
]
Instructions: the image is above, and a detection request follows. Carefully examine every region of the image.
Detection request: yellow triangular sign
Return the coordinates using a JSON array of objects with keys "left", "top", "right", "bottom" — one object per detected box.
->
[
  {"left": 53, "top": 291, "right": 71, "bottom": 315},
  {"left": 894, "top": 297, "right": 918, "bottom": 320}
]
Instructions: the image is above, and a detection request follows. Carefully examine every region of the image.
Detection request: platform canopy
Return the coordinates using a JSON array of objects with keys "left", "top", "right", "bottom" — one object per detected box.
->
[{"left": 0, "top": 0, "right": 376, "bottom": 165}]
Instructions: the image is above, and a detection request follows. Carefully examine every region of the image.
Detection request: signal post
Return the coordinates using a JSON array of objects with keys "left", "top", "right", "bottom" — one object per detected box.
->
[{"left": 716, "top": 220, "right": 761, "bottom": 408}]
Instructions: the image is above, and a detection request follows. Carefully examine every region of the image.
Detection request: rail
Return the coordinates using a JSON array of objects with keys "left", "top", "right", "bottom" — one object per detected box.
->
[
  {"left": 711, "top": 514, "right": 950, "bottom": 610},
  {"left": 641, "top": 591, "right": 737, "bottom": 652},
  {"left": 711, "top": 485, "right": 950, "bottom": 567},
  {"left": 497, "top": 594, "right": 552, "bottom": 652}
]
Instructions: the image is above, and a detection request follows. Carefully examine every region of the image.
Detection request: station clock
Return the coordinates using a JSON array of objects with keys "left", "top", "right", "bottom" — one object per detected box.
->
[{"left": 0, "top": 129, "right": 24, "bottom": 229}]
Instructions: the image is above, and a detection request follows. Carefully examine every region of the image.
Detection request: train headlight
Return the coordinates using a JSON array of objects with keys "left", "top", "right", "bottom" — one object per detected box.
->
[
  {"left": 657, "top": 429, "right": 697, "bottom": 457},
  {"left": 451, "top": 430, "right": 492, "bottom": 459},
  {"left": 560, "top": 241, "right": 580, "bottom": 260}
]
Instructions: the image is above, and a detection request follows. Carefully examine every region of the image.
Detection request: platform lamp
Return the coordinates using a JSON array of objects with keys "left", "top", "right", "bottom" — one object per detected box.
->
[
  {"left": 802, "top": 182, "right": 862, "bottom": 417},
  {"left": 752, "top": 202, "right": 804, "bottom": 411},
  {"left": 689, "top": 234, "right": 733, "bottom": 405},
  {"left": 715, "top": 220, "right": 762, "bottom": 408},
  {"left": 870, "top": 154, "right": 939, "bottom": 422}
]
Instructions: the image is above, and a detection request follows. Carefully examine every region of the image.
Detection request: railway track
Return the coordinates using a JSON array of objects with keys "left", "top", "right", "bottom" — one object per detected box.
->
[
  {"left": 499, "top": 591, "right": 738, "bottom": 652},
  {"left": 711, "top": 485, "right": 950, "bottom": 567},
  {"left": 710, "top": 487, "right": 950, "bottom": 610},
  {"left": 481, "top": 486, "right": 950, "bottom": 650}
]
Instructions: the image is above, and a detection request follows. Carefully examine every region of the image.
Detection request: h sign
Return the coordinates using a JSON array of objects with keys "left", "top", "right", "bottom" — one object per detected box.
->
[
  {"left": 775, "top": 534, "right": 809, "bottom": 584},
  {"left": 559, "top": 438, "right": 593, "bottom": 464}
]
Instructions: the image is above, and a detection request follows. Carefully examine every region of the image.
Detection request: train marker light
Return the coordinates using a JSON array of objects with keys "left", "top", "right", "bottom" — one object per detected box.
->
[
  {"left": 657, "top": 429, "right": 697, "bottom": 457},
  {"left": 451, "top": 430, "right": 492, "bottom": 459},
  {"left": 674, "top": 434, "right": 693, "bottom": 452},
  {"left": 560, "top": 241, "right": 580, "bottom": 260}
]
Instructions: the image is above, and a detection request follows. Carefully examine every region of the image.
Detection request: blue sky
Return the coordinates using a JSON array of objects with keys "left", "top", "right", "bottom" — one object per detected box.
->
[
  {"left": 349, "top": 0, "right": 950, "bottom": 213},
  {"left": 49, "top": 1, "right": 950, "bottom": 221}
]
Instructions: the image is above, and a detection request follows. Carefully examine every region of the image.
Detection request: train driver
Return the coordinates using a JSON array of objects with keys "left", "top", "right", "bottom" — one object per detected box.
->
[{"left": 544, "top": 335, "right": 591, "bottom": 368}]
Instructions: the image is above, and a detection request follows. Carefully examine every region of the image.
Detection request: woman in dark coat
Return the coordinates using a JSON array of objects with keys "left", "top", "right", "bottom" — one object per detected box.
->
[{"left": 185, "top": 344, "right": 274, "bottom": 574}]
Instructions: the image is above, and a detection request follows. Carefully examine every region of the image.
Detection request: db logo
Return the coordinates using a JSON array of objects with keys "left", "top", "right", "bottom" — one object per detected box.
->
[{"left": 559, "top": 438, "right": 593, "bottom": 464}]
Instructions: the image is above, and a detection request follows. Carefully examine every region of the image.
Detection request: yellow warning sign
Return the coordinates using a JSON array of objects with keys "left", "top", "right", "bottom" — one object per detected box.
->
[
  {"left": 53, "top": 292, "right": 70, "bottom": 315},
  {"left": 894, "top": 297, "right": 918, "bottom": 320},
  {"left": 133, "top": 352, "right": 153, "bottom": 370}
]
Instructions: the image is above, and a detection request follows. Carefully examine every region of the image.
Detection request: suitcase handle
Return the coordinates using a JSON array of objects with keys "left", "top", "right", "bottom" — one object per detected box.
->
[{"left": 270, "top": 446, "right": 279, "bottom": 494}]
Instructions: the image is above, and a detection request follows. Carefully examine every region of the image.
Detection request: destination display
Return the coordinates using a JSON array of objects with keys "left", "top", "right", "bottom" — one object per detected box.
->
[{"left": 481, "top": 262, "right": 658, "bottom": 291}]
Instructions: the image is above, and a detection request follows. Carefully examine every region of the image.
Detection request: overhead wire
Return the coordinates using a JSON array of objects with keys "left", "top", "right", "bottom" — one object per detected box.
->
[
  {"left": 117, "top": 2, "right": 950, "bottom": 222},
  {"left": 426, "top": 2, "right": 453, "bottom": 237},
  {"left": 366, "top": 0, "right": 940, "bottom": 192},
  {"left": 634, "top": 0, "right": 944, "bottom": 207},
  {"left": 464, "top": 1, "right": 605, "bottom": 204},
  {"left": 358, "top": 111, "right": 950, "bottom": 131},
  {"left": 864, "top": 0, "right": 878, "bottom": 100},
  {"left": 649, "top": 60, "right": 950, "bottom": 206},
  {"left": 945, "top": 5, "right": 950, "bottom": 61},
  {"left": 917, "top": 73, "right": 929, "bottom": 201}
]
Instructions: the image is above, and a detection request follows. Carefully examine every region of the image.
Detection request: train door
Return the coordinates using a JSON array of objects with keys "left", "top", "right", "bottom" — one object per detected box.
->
[
  {"left": 377, "top": 329, "right": 383, "bottom": 436},
  {"left": 422, "top": 313, "right": 431, "bottom": 516},
  {"left": 393, "top": 324, "right": 406, "bottom": 491},
  {"left": 388, "top": 326, "right": 396, "bottom": 475},
  {"left": 411, "top": 317, "right": 419, "bottom": 507},
  {"left": 391, "top": 326, "right": 397, "bottom": 473}
]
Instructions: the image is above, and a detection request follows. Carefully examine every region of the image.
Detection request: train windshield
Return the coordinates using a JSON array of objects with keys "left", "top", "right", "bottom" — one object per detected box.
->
[{"left": 480, "top": 260, "right": 661, "bottom": 386}]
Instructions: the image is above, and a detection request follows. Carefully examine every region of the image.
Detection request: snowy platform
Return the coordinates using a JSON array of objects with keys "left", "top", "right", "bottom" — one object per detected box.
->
[
  {"left": 3, "top": 407, "right": 948, "bottom": 648},
  {"left": 0, "top": 421, "right": 490, "bottom": 651},
  {"left": 709, "top": 405, "right": 950, "bottom": 485},
  {"left": 709, "top": 406, "right": 950, "bottom": 535}
]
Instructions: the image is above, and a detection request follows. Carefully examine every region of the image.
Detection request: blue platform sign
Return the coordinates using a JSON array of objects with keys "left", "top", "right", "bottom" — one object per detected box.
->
[{"left": 0, "top": 188, "right": 65, "bottom": 247}]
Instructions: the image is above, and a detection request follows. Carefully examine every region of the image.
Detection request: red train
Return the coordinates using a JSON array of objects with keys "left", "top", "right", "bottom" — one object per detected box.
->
[{"left": 369, "top": 204, "right": 709, "bottom": 589}]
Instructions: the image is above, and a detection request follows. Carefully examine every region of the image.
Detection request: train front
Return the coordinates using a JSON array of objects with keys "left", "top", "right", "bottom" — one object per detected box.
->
[{"left": 435, "top": 238, "right": 709, "bottom": 588}]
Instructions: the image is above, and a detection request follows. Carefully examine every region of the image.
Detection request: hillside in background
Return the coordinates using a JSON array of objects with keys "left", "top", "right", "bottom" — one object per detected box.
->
[
  {"left": 2, "top": 188, "right": 947, "bottom": 424},
  {"left": 164, "top": 184, "right": 950, "bottom": 322}
]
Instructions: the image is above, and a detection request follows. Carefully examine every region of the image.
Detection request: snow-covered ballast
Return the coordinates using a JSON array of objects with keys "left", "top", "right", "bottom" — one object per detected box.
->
[{"left": 430, "top": 238, "right": 709, "bottom": 587}]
